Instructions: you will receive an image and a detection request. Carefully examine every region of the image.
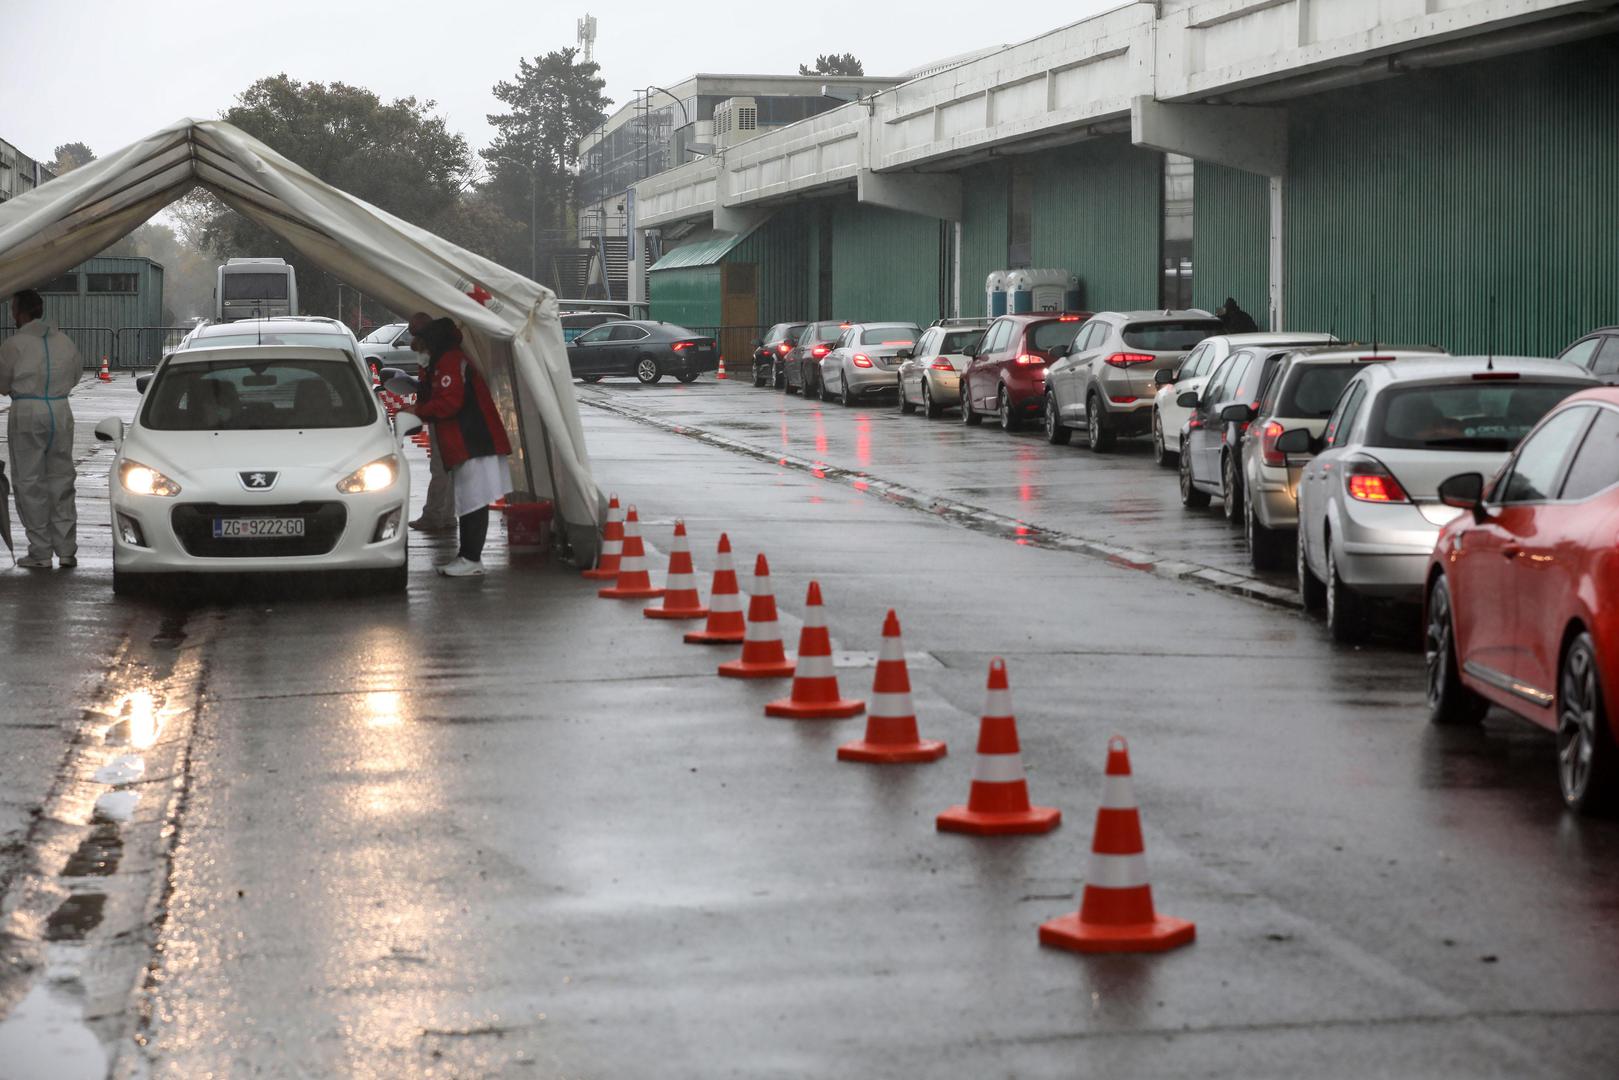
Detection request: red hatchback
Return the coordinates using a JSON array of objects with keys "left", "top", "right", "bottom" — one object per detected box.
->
[
  {"left": 1424, "top": 387, "right": 1619, "bottom": 813},
  {"left": 961, "top": 312, "right": 1091, "bottom": 431}
]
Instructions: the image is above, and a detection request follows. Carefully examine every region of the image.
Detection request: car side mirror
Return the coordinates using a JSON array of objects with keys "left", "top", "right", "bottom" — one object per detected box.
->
[
  {"left": 1052, "top": 344, "right": 1070, "bottom": 359},
  {"left": 395, "top": 413, "right": 424, "bottom": 439},
  {"left": 962, "top": 346, "right": 977, "bottom": 359},
  {"left": 895, "top": 348, "right": 914, "bottom": 361},
  {"left": 1153, "top": 367, "right": 1175, "bottom": 387},
  {"left": 1438, "top": 472, "right": 1485, "bottom": 514},
  {"left": 1176, "top": 390, "right": 1200, "bottom": 409},
  {"left": 1273, "top": 427, "right": 1313, "bottom": 455},
  {"left": 94, "top": 417, "right": 125, "bottom": 445},
  {"left": 1220, "top": 403, "right": 1256, "bottom": 424},
  {"left": 135, "top": 374, "right": 152, "bottom": 394}
]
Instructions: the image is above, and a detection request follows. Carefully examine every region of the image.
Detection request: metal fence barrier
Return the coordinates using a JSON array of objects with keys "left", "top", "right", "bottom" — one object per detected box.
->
[
  {"left": 115, "top": 326, "right": 194, "bottom": 368},
  {"left": 0, "top": 325, "right": 118, "bottom": 370},
  {"left": 688, "top": 325, "right": 771, "bottom": 371}
]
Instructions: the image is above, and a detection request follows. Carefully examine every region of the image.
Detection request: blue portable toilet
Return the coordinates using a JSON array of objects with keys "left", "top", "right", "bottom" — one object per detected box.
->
[
  {"left": 1006, "top": 269, "right": 1034, "bottom": 313},
  {"left": 986, "top": 271, "right": 1008, "bottom": 317}
]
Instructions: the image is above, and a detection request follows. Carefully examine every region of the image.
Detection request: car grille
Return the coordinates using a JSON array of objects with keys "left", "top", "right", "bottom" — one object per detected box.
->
[{"left": 170, "top": 502, "right": 347, "bottom": 558}]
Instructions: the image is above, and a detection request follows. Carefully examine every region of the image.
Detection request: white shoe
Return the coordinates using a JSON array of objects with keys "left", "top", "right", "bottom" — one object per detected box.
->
[
  {"left": 435, "top": 557, "right": 484, "bottom": 577},
  {"left": 16, "top": 555, "right": 52, "bottom": 569}
]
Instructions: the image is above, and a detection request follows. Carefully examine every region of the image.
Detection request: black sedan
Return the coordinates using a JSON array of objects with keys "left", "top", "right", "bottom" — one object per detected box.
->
[
  {"left": 752, "top": 322, "right": 809, "bottom": 388},
  {"left": 566, "top": 321, "right": 719, "bottom": 384}
]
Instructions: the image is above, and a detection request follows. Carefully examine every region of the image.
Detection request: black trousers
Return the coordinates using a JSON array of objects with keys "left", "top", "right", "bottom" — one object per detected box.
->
[{"left": 458, "top": 506, "right": 489, "bottom": 562}]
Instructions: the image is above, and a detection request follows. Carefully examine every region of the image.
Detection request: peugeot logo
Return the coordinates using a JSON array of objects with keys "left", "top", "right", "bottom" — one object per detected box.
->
[{"left": 240, "top": 471, "right": 278, "bottom": 491}]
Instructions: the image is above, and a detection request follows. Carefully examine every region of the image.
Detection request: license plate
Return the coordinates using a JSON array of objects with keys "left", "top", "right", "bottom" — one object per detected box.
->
[{"left": 212, "top": 517, "right": 306, "bottom": 539}]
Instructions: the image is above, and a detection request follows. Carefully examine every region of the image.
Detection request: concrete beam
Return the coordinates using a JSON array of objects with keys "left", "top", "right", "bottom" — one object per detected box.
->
[
  {"left": 1130, "top": 96, "right": 1287, "bottom": 178},
  {"left": 857, "top": 170, "right": 963, "bottom": 222},
  {"left": 712, "top": 204, "right": 770, "bottom": 234}
]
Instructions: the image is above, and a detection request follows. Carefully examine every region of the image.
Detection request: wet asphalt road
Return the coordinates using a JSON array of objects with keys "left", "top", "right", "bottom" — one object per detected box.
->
[{"left": 2, "top": 374, "right": 1618, "bottom": 1078}]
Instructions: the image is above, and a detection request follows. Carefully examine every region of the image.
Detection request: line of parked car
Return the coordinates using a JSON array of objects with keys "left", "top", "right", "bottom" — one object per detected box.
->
[{"left": 747, "top": 311, "right": 1619, "bottom": 814}]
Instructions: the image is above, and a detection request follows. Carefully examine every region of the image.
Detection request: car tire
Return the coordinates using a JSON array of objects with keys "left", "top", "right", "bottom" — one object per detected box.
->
[
  {"left": 1153, "top": 411, "right": 1176, "bottom": 468},
  {"left": 1325, "top": 538, "right": 1366, "bottom": 644},
  {"left": 635, "top": 357, "right": 661, "bottom": 384},
  {"left": 961, "top": 384, "right": 982, "bottom": 426},
  {"left": 840, "top": 372, "right": 855, "bottom": 407},
  {"left": 774, "top": 366, "right": 786, "bottom": 390},
  {"left": 1558, "top": 631, "right": 1618, "bottom": 815},
  {"left": 1222, "top": 452, "right": 1243, "bottom": 525},
  {"left": 753, "top": 366, "right": 767, "bottom": 388},
  {"left": 580, "top": 375, "right": 603, "bottom": 384},
  {"left": 923, "top": 382, "right": 943, "bottom": 419},
  {"left": 819, "top": 375, "right": 834, "bottom": 403},
  {"left": 1298, "top": 524, "right": 1326, "bottom": 612},
  {"left": 1087, "top": 393, "right": 1116, "bottom": 452},
  {"left": 1044, "top": 391, "right": 1070, "bottom": 445},
  {"left": 112, "top": 565, "right": 142, "bottom": 599},
  {"left": 1425, "top": 575, "right": 1488, "bottom": 726},
  {"left": 900, "top": 381, "right": 917, "bottom": 414},
  {"left": 1180, "top": 442, "right": 1211, "bottom": 508},
  {"left": 998, "top": 386, "right": 1020, "bottom": 432},
  {"left": 1245, "top": 489, "right": 1288, "bottom": 572}
]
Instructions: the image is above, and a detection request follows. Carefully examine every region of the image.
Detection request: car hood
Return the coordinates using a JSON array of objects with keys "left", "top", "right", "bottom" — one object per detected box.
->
[{"left": 122, "top": 426, "right": 397, "bottom": 485}]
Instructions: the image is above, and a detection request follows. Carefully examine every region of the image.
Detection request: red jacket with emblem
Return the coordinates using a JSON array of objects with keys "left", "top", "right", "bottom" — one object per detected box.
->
[{"left": 410, "top": 347, "right": 513, "bottom": 469}]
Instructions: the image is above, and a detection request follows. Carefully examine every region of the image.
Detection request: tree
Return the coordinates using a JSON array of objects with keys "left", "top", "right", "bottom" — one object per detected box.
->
[
  {"left": 481, "top": 47, "right": 611, "bottom": 281},
  {"left": 799, "top": 53, "right": 864, "bottom": 77},
  {"left": 186, "top": 75, "right": 474, "bottom": 319},
  {"left": 103, "top": 222, "right": 216, "bottom": 322},
  {"left": 53, "top": 142, "right": 95, "bottom": 175}
]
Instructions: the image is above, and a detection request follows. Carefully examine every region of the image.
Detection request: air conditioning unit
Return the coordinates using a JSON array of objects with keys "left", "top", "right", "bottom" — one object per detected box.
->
[{"left": 713, "top": 97, "right": 761, "bottom": 150}]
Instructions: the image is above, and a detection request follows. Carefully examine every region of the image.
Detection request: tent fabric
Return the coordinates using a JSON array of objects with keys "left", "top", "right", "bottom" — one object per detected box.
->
[
  {"left": 0, "top": 118, "right": 602, "bottom": 558},
  {"left": 647, "top": 226, "right": 760, "bottom": 272}
]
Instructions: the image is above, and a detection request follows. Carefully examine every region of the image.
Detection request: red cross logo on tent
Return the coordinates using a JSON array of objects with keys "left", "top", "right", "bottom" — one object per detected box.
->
[{"left": 467, "top": 282, "right": 493, "bottom": 306}]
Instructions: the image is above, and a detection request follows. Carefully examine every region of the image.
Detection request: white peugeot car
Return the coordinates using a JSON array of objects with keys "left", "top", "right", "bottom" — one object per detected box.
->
[{"left": 96, "top": 345, "right": 416, "bottom": 595}]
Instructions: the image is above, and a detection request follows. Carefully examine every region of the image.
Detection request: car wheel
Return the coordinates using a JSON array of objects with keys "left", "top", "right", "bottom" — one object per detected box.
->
[
  {"left": 1180, "top": 442, "right": 1211, "bottom": 508},
  {"left": 1297, "top": 523, "right": 1326, "bottom": 612},
  {"left": 961, "top": 384, "right": 982, "bottom": 426},
  {"left": 1425, "top": 575, "right": 1488, "bottom": 726},
  {"left": 1153, "top": 411, "right": 1176, "bottom": 467},
  {"left": 840, "top": 372, "right": 855, "bottom": 407},
  {"left": 774, "top": 366, "right": 786, "bottom": 390},
  {"left": 580, "top": 375, "right": 603, "bottom": 384},
  {"left": 923, "top": 382, "right": 943, "bottom": 419},
  {"left": 676, "top": 372, "right": 700, "bottom": 384},
  {"left": 1559, "top": 632, "right": 1618, "bottom": 815},
  {"left": 819, "top": 374, "right": 834, "bottom": 403},
  {"left": 1044, "top": 391, "right": 1070, "bottom": 445},
  {"left": 753, "top": 366, "right": 766, "bottom": 388},
  {"left": 1325, "top": 537, "right": 1366, "bottom": 644},
  {"left": 1087, "top": 393, "right": 1116, "bottom": 452},
  {"left": 1245, "top": 489, "right": 1288, "bottom": 571},
  {"left": 900, "top": 383, "right": 917, "bottom": 414},
  {"left": 635, "top": 357, "right": 661, "bottom": 384},
  {"left": 1222, "top": 452, "right": 1243, "bottom": 524},
  {"left": 998, "top": 386, "right": 1020, "bottom": 432}
]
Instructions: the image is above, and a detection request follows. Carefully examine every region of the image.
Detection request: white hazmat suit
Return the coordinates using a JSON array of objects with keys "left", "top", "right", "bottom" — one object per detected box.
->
[{"left": 0, "top": 320, "right": 81, "bottom": 563}]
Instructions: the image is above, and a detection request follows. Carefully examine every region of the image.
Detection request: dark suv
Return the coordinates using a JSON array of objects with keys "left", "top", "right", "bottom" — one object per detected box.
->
[
  {"left": 752, "top": 322, "right": 808, "bottom": 388},
  {"left": 784, "top": 320, "right": 852, "bottom": 397},
  {"left": 960, "top": 312, "right": 1090, "bottom": 431}
]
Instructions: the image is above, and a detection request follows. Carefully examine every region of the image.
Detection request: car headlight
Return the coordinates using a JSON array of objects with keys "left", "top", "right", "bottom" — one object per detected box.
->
[
  {"left": 337, "top": 455, "right": 398, "bottom": 494},
  {"left": 120, "top": 460, "right": 181, "bottom": 497}
]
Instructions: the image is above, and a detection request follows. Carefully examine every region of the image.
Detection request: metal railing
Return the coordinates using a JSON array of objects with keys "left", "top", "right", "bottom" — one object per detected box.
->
[
  {"left": 0, "top": 325, "right": 200, "bottom": 370},
  {"left": 688, "top": 325, "right": 771, "bottom": 367}
]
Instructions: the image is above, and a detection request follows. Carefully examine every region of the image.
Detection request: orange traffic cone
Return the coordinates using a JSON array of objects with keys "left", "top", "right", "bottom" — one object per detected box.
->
[
  {"left": 597, "top": 506, "right": 665, "bottom": 600},
  {"left": 1039, "top": 736, "right": 1194, "bottom": 954},
  {"left": 645, "top": 520, "right": 708, "bottom": 620},
  {"left": 937, "top": 659, "right": 1060, "bottom": 836},
  {"left": 717, "top": 554, "right": 796, "bottom": 679},
  {"left": 98, "top": 357, "right": 111, "bottom": 381},
  {"left": 685, "top": 533, "right": 745, "bottom": 644},
  {"left": 838, "top": 611, "right": 945, "bottom": 762},
  {"left": 582, "top": 496, "right": 624, "bottom": 580},
  {"left": 765, "top": 582, "right": 864, "bottom": 719},
  {"left": 716, "top": 355, "right": 727, "bottom": 380}
]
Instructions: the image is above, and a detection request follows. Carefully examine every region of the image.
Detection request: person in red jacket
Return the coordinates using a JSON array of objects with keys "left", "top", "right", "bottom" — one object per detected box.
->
[{"left": 404, "top": 318, "right": 512, "bottom": 577}]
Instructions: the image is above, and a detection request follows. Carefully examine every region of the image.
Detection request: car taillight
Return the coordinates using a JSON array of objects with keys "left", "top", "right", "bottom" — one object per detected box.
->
[
  {"left": 1109, "top": 395, "right": 1138, "bottom": 405},
  {"left": 1344, "top": 457, "right": 1410, "bottom": 503},
  {"left": 778, "top": 342, "right": 792, "bottom": 354},
  {"left": 1104, "top": 352, "right": 1155, "bottom": 367},
  {"left": 1058, "top": 314, "right": 1081, "bottom": 322},
  {"left": 812, "top": 344, "right": 829, "bottom": 358},
  {"left": 1013, "top": 354, "right": 1045, "bottom": 365},
  {"left": 930, "top": 358, "right": 955, "bottom": 371},
  {"left": 852, "top": 353, "right": 873, "bottom": 368},
  {"left": 672, "top": 341, "right": 695, "bottom": 351},
  {"left": 1259, "top": 421, "right": 1288, "bottom": 466}
]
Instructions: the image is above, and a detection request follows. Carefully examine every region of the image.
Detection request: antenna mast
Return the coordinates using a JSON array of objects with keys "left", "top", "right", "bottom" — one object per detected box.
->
[{"left": 577, "top": 13, "right": 597, "bottom": 64}]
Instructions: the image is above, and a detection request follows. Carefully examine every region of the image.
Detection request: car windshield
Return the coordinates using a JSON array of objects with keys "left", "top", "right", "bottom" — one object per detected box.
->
[
  {"left": 186, "top": 332, "right": 353, "bottom": 354},
  {"left": 142, "top": 357, "right": 376, "bottom": 431},
  {"left": 1028, "top": 320, "right": 1084, "bottom": 353},
  {"left": 941, "top": 329, "right": 983, "bottom": 354},
  {"left": 862, "top": 328, "right": 916, "bottom": 346},
  {"left": 1122, "top": 320, "right": 1222, "bottom": 352},
  {"left": 1278, "top": 363, "right": 1361, "bottom": 417},
  {"left": 1368, "top": 381, "right": 1582, "bottom": 451},
  {"left": 360, "top": 325, "right": 403, "bottom": 343}
]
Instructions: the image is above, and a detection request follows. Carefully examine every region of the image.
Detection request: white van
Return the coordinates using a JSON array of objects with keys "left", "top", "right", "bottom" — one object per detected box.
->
[{"left": 215, "top": 258, "right": 298, "bottom": 322}]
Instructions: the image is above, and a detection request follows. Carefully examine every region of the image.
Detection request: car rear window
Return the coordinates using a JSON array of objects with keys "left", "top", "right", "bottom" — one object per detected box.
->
[
  {"left": 143, "top": 357, "right": 376, "bottom": 431},
  {"left": 1121, "top": 320, "right": 1221, "bottom": 352},
  {"left": 941, "top": 329, "right": 983, "bottom": 354},
  {"left": 1279, "top": 363, "right": 1361, "bottom": 418},
  {"left": 1368, "top": 381, "right": 1583, "bottom": 451},
  {"left": 1027, "top": 320, "right": 1084, "bottom": 353},
  {"left": 861, "top": 328, "right": 916, "bottom": 346}
]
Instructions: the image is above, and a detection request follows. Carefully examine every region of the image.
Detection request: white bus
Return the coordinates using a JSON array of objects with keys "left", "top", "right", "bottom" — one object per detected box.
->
[{"left": 215, "top": 258, "right": 298, "bottom": 322}]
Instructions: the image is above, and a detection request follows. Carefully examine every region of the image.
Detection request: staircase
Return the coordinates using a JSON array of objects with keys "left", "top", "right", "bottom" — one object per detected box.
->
[{"left": 550, "top": 250, "right": 593, "bottom": 299}]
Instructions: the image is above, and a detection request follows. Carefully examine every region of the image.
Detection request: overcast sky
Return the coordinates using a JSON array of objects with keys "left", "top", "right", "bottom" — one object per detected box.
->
[{"left": 1, "top": 0, "right": 1121, "bottom": 166}]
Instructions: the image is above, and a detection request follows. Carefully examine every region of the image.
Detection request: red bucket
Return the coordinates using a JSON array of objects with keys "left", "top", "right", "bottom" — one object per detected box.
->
[{"left": 502, "top": 500, "right": 554, "bottom": 552}]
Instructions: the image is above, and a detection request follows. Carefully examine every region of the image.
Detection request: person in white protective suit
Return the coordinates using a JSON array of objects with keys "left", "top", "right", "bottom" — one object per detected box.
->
[{"left": 0, "top": 290, "right": 82, "bottom": 568}]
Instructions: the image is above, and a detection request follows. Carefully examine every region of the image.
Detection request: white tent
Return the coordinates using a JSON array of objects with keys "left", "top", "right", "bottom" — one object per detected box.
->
[{"left": 0, "top": 118, "right": 601, "bottom": 558}]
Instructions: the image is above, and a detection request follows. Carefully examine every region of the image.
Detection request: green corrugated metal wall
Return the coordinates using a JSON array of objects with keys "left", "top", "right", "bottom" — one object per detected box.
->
[
  {"left": 36, "top": 256, "right": 164, "bottom": 329},
  {"left": 959, "top": 163, "right": 1009, "bottom": 317},
  {"left": 1028, "top": 139, "right": 1161, "bottom": 312},
  {"left": 729, "top": 205, "right": 813, "bottom": 325},
  {"left": 648, "top": 265, "right": 721, "bottom": 327},
  {"left": 828, "top": 199, "right": 942, "bottom": 326},
  {"left": 1193, "top": 162, "right": 1269, "bottom": 328},
  {"left": 1286, "top": 34, "right": 1619, "bottom": 355}
]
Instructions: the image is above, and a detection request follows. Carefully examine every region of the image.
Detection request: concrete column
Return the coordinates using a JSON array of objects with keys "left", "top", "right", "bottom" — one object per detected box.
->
[{"left": 1269, "top": 177, "right": 1284, "bottom": 331}]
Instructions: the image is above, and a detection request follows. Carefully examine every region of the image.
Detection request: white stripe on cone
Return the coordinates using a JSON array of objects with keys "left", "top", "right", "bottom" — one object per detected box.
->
[
  {"left": 794, "top": 652, "right": 836, "bottom": 678},
  {"left": 868, "top": 691, "right": 913, "bottom": 717},
  {"left": 619, "top": 554, "right": 644, "bottom": 573},
  {"left": 802, "top": 603, "right": 827, "bottom": 629},
  {"left": 744, "top": 614, "right": 779, "bottom": 642},
  {"left": 878, "top": 635, "right": 904, "bottom": 662},
  {"left": 600, "top": 539, "right": 622, "bottom": 555},
  {"left": 1085, "top": 851, "right": 1150, "bottom": 890},
  {"left": 972, "top": 752, "right": 1026, "bottom": 784},
  {"left": 983, "top": 687, "right": 1013, "bottom": 717},
  {"left": 1100, "top": 774, "right": 1137, "bottom": 810},
  {"left": 711, "top": 591, "right": 742, "bottom": 613},
  {"left": 666, "top": 572, "right": 696, "bottom": 590}
]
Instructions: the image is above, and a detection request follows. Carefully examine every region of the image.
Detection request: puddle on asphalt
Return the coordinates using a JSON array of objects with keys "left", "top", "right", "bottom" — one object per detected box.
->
[
  {"left": 0, "top": 983, "right": 107, "bottom": 1080},
  {"left": 61, "top": 824, "right": 123, "bottom": 878},
  {"left": 43, "top": 893, "right": 107, "bottom": 942},
  {"left": 103, "top": 689, "right": 165, "bottom": 750}
]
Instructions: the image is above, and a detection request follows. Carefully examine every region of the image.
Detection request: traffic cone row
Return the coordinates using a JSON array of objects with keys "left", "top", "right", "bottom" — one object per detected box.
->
[{"left": 584, "top": 499, "right": 1192, "bottom": 956}]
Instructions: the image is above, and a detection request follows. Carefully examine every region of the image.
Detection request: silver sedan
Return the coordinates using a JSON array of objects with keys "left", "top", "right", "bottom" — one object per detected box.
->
[
  {"left": 898, "top": 322, "right": 988, "bottom": 418},
  {"left": 1289, "top": 356, "right": 1597, "bottom": 642},
  {"left": 820, "top": 322, "right": 921, "bottom": 407}
]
